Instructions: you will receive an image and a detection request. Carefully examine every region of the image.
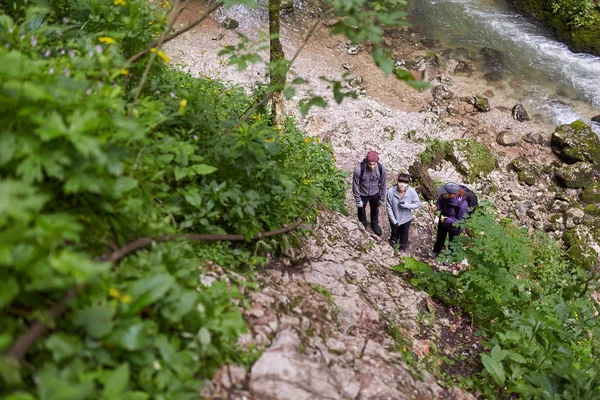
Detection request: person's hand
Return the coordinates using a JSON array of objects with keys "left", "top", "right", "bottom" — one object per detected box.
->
[
  {"left": 398, "top": 202, "right": 405, "bottom": 209},
  {"left": 440, "top": 215, "right": 446, "bottom": 223},
  {"left": 430, "top": 204, "right": 438, "bottom": 212},
  {"left": 357, "top": 201, "right": 364, "bottom": 208}
]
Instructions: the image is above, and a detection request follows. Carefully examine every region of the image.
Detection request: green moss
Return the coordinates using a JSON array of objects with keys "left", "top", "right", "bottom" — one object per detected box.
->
[
  {"left": 566, "top": 244, "right": 598, "bottom": 270},
  {"left": 581, "top": 182, "right": 600, "bottom": 204},
  {"left": 447, "top": 139, "right": 496, "bottom": 182},
  {"left": 569, "top": 119, "right": 589, "bottom": 130},
  {"left": 584, "top": 204, "right": 600, "bottom": 217}
]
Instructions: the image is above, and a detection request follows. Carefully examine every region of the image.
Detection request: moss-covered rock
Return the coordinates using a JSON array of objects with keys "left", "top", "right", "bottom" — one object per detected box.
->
[
  {"left": 566, "top": 244, "right": 598, "bottom": 270},
  {"left": 584, "top": 204, "right": 600, "bottom": 217},
  {"left": 446, "top": 139, "right": 496, "bottom": 182},
  {"left": 550, "top": 121, "right": 600, "bottom": 166},
  {"left": 518, "top": 170, "right": 537, "bottom": 185},
  {"left": 555, "top": 162, "right": 594, "bottom": 188},
  {"left": 563, "top": 225, "right": 590, "bottom": 248},
  {"left": 581, "top": 182, "right": 600, "bottom": 204},
  {"left": 474, "top": 96, "right": 491, "bottom": 112}
]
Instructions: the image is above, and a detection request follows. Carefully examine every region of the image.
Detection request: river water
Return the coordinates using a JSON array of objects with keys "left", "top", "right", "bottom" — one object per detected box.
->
[
  {"left": 408, "top": 0, "right": 600, "bottom": 132},
  {"left": 209, "top": 0, "right": 600, "bottom": 132}
]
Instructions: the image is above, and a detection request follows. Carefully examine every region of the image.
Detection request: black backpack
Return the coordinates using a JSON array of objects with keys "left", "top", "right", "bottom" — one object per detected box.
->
[
  {"left": 457, "top": 185, "right": 478, "bottom": 212},
  {"left": 359, "top": 159, "right": 383, "bottom": 182}
]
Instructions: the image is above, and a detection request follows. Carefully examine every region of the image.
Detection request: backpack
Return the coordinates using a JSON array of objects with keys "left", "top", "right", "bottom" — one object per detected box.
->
[
  {"left": 457, "top": 185, "right": 478, "bottom": 212},
  {"left": 359, "top": 159, "right": 383, "bottom": 182}
]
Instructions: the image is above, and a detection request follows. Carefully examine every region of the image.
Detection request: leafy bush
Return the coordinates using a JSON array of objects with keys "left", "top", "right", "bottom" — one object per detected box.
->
[
  {"left": 400, "top": 208, "right": 600, "bottom": 398},
  {"left": 0, "top": 0, "right": 346, "bottom": 397}
]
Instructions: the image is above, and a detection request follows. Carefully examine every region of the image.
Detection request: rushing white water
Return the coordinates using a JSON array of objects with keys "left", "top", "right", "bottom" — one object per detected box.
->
[{"left": 409, "top": 0, "right": 600, "bottom": 132}]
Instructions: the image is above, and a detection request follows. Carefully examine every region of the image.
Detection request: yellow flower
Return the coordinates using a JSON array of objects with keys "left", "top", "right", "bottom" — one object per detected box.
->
[
  {"left": 304, "top": 137, "right": 310, "bottom": 143},
  {"left": 150, "top": 48, "right": 170, "bottom": 63},
  {"left": 179, "top": 99, "right": 187, "bottom": 109},
  {"left": 109, "top": 288, "right": 120, "bottom": 298},
  {"left": 215, "top": 214, "right": 221, "bottom": 219},
  {"left": 120, "top": 68, "right": 129, "bottom": 75},
  {"left": 120, "top": 294, "right": 132, "bottom": 304},
  {"left": 264, "top": 137, "right": 275, "bottom": 143},
  {"left": 303, "top": 179, "right": 315, "bottom": 185},
  {"left": 98, "top": 37, "right": 116, "bottom": 45},
  {"left": 113, "top": 0, "right": 126, "bottom": 5}
]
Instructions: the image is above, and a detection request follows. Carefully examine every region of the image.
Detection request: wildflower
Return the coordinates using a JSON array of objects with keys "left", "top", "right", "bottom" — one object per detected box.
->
[
  {"left": 98, "top": 36, "right": 116, "bottom": 45},
  {"left": 60, "top": 49, "right": 65, "bottom": 55},
  {"left": 215, "top": 214, "right": 221, "bottom": 219},
  {"left": 574, "top": 311, "right": 579, "bottom": 321},
  {"left": 86, "top": 89, "right": 92, "bottom": 95},
  {"left": 264, "top": 137, "right": 275, "bottom": 143},
  {"left": 64, "top": 67, "right": 70, "bottom": 77},
  {"left": 114, "top": 0, "right": 126, "bottom": 5},
  {"left": 31, "top": 37, "right": 37, "bottom": 47},
  {"left": 44, "top": 50, "right": 51, "bottom": 58},
  {"left": 179, "top": 99, "right": 187, "bottom": 109},
  {"left": 120, "top": 294, "right": 132, "bottom": 304},
  {"left": 170, "top": 92, "right": 176, "bottom": 98},
  {"left": 62, "top": 17, "right": 69, "bottom": 24},
  {"left": 150, "top": 48, "right": 169, "bottom": 62},
  {"left": 69, "top": 50, "right": 75, "bottom": 58},
  {"left": 95, "top": 45, "right": 103, "bottom": 53},
  {"left": 49, "top": 67, "right": 54, "bottom": 74},
  {"left": 303, "top": 179, "right": 315, "bottom": 185},
  {"left": 109, "top": 288, "right": 120, "bottom": 298},
  {"left": 304, "top": 137, "right": 310, "bottom": 143},
  {"left": 120, "top": 68, "right": 129, "bottom": 75}
]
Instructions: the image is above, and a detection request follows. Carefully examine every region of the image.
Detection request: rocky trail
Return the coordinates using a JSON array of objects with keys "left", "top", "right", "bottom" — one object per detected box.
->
[{"left": 164, "top": 2, "right": 600, "bottom": 398}]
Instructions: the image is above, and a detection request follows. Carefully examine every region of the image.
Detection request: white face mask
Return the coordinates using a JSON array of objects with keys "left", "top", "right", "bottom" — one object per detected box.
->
[{"left": 397, "top": 182, "right": 408, "bottom": 191}]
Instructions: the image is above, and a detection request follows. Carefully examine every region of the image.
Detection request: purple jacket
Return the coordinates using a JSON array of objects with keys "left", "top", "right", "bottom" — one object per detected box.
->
[{"left": 436, "top": 194, "right": 469, "bottom": 232}]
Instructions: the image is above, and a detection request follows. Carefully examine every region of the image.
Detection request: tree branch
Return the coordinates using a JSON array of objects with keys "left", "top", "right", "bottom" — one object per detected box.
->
[
  {"left": 5, "top": 207, "right": 310, "bottom": 361},
  {"left": 128, "top": 1, "right": 224, "bottom": 65}
]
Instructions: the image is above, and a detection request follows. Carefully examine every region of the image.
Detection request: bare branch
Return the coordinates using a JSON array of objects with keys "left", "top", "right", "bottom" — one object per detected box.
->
[{"left": 128, "top": 1, "right": 224, "bottom": 65}]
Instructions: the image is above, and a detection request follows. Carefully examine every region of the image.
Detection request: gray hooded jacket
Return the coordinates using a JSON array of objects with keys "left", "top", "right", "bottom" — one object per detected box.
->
[
  {"left": 352, "top": 161, "right": 388, "bottom": 205},
  {"left": 386, "top": 186, "right": 421, "bottom": 226}
]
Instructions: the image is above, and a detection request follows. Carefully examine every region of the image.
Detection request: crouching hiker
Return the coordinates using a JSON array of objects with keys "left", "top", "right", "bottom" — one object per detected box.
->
[
  {"left": 386, "top": 173, "right": 421, "bottom": 251},
  {"left": 352, "top": 151, "right": 387, "bottom": 236},
  {"left": 431, "top": 182, "right": 470, "bottom": 255}
]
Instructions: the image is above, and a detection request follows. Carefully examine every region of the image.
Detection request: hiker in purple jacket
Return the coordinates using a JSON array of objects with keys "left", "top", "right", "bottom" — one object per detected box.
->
[
  {"left": 431, "top": 182, "right": 469, "bottom": 255},
  {"left": 352, "top": 151, "right": 387, "bottom": 236}
]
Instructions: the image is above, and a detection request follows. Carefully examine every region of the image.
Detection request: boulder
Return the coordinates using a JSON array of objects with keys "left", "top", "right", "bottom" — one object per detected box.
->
[
  {"left": 474, "top": 96, "right": 490, "bottom": 112},
  {"left": 497, "top": 131, "right": 521, "bottom": 146},
  {"left": 511, "top": 104, "right": 529, "bottom": 122},
  {"left": 550, "top": 120, "right": 600, "bottom": 165},
  {"left": 454, "top": 61, "right": 471, "bottom": 73},
  {"left": 431, "top": 85, "right": 453, "bottom": 101},
  {"left": 592, "top": 115, "right": 600, "bottom": 123},
  {"left": 565, "top": 207, "right": 585, "bottom": 229},
  {"left": 518, "top": 170, "right": 537, "bottom": 186},
  {"left": 221, "top": 17, "right": 239, "bottom": 30},
  {"left": 581, "top": 182, "right": 600, "bottom": 204},
  {"left": 281, "top": 0, "right": 294, "bottom": 13},
  {"left": 508, "top": 156, "right": 530, "bottom": 172},
  {"left": 446, "top": 139, "right": 496, "bottom": 182},
  {"left": 479, "top": 47, "right": 504, "bottom": 82},
  {"left": 523, "top": 132, "right": 548, "bottom": 146},
  {"left": 555, "top": 162, "right": 594, "bottom": 188}
]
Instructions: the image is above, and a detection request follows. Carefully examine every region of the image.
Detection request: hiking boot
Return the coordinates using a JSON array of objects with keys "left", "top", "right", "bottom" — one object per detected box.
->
[{"left": 371, "top": 223, "right": 382, "bottom": 236}]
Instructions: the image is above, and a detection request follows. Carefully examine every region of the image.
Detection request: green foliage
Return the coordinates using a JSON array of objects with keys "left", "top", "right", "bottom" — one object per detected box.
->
[
  {"left": 401, "top": 207, "right": 600, "bottom": 398},
  {"left": 0, "top": 0, "right": 346, "bottom": 398},
  {"left": 552, "top": 0, "right": 600, "bottom": 28}
]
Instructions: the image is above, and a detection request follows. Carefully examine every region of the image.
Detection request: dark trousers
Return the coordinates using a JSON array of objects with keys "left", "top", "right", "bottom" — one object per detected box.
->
[
  {"left": 389, "top": 219, "right": 412, "bottom": 250},
  {"left": 433, "top": 221, "right": 460, "bottom": 253},
  {"left": 357, "top": 194, "right": 380, "bottom": 227}
]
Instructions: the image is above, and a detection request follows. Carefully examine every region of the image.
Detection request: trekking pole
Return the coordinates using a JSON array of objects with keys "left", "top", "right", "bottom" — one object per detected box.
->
[{"left": 426, "top": 200, "right": 437, "bottom": 237}]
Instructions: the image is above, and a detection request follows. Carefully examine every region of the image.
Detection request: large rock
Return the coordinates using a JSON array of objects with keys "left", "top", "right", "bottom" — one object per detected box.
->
[
  {"left": 581, "top": 182, "right": 600, "bottom": 204},
  {"left": 221, "top": 17, "right": 239, "bottom": 30},
  {"left": 431, "top": 85, "right": 453, "bottom": 101},
  {"left": 479, "top": 47, "right": 504, "bottom": 81},
  {"left": 592, "top": 115, "right": 600, "bottom": 123},
  {"left": 511, "top": 104, "right": 529, "bottom": 122},
  {"left": 497, "top": 131, "right": 521, "bottom": 146},
  {"left": 473, "top": 95, "right": 490, "bottom": 112},
  {"left": 555, "top": 162, "right": 594, "bottom": 188},
  {"left": 550, "top": 121, "right": 600, "bottom": 166},
  {"left": 446, "top": 139, "right": 496, "bottom": 182}
]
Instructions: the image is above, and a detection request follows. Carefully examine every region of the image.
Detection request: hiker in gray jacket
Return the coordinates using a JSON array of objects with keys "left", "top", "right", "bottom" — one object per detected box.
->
[
  {"left": 386, "top": 173, "right": 421, "bottom": 250},
  {"left": 352, "top": 151, "right": 387, "bottom": 236}
]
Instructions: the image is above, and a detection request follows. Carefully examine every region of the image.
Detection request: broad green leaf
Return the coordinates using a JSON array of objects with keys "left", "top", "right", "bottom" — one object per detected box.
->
[
  {"left": 37, "top": 365, "right": 94, "bottom": 400},
  {"left": 5, "top": 393, "right": 36, "bottom": 400},
  {"left": 102, "top": 363, "right": 130, "bottom": 398},
  {"left": 481, "top": 353, "right": 505, "bottom": 386},
  {"left": 198, "top": 327, "right": 211, "bottom": 347},
  {"left": 72, "top": 305, "right": 115, "bottom": 338},
  {"left": 113, "top": 177, "right": 138, "bottom": 196},
  {"left": 0, "top": 332, "right": 13, "bottom": 351},
  {"left": 0, "top": 277, "right": 19, "bottom": 308},
  {"left": 191, "top": 164, "right": 217, "bottom": 175},
  {"left": 110, "top": 322, "right": 147, "bottom": 351},
  {"left": 45, "top": 334, "right": 82, "bottom": 362},
  {"left": 283, "top": 87, "right": 295, "bottom": 100},
  {"left": 506, "top": 350, "right": 527, "bottom": 364},
  {"left": 491, "top": 344, "right": 507, "bottom": 362},
  {"left": 128, "top": 274, "right": 175, "bottom": 313},
  {"left": 174, "top": 167, "right": 188, "bottom": 181}
]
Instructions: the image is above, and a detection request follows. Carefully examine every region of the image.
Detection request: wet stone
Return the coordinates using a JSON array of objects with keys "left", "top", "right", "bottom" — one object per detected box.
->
[
  {"left": 221, "top": 17, "right": 239, "bottom": 30},
  {"left": 342, "top": 63, "right": 353, "bottom": 70},
  {"left": 512, "top": 104, "right": 529, "bottom": 122}
]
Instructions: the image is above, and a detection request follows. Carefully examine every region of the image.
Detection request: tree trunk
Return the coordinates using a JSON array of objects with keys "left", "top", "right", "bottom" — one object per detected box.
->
[{"left": 269, "top": 0, "right": 286, "bottom": 127}]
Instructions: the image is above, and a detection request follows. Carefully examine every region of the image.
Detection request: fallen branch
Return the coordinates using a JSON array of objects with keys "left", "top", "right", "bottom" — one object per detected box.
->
[{"left": 6, "top": 207, "right": 310, "bottom": 361}]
